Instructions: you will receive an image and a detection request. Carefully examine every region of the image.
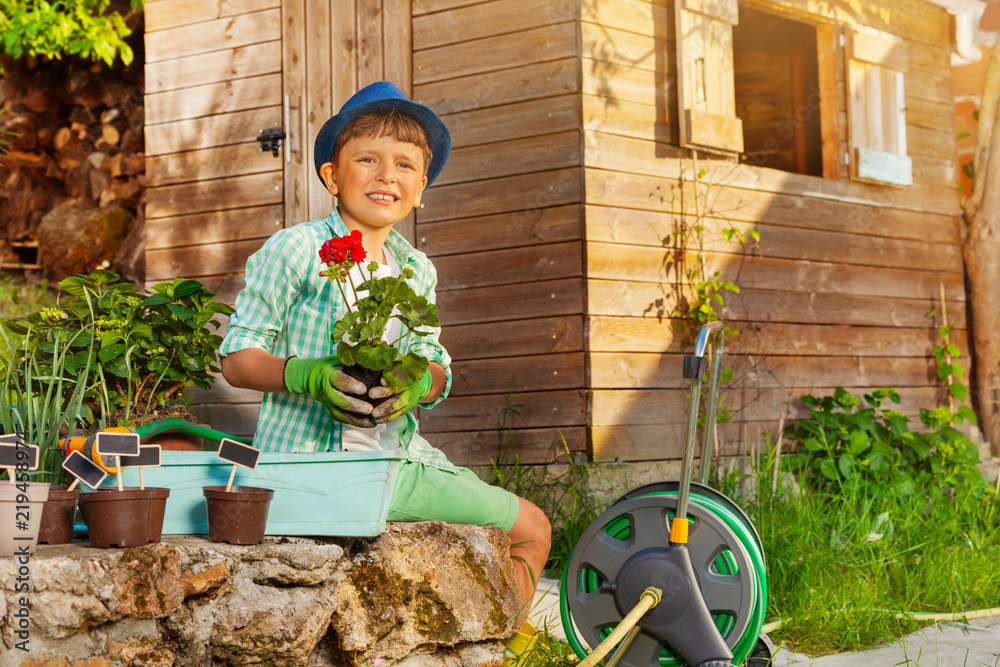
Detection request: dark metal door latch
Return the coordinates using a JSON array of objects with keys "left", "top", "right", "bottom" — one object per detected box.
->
[{"left": 257, "top": 128, "right": 286, "bottom": 157}]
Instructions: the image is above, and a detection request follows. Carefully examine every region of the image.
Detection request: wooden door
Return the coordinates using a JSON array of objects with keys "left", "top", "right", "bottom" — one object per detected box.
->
[{"left": 144, "top": 0, "right": 412, "bottom": 437}]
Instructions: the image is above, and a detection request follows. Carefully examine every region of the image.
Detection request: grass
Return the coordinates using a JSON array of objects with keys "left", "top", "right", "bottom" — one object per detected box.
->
[
  {"left": 0, "top": 274, "right": 57, "bottom": 320},
  {"left": 719, "top": 447, "right": 1000, "bottom": 658}
]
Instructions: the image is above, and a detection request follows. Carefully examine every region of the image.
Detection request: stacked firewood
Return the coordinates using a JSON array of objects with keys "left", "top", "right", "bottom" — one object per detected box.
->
[{"left": 0, "top": 46, "right": 145, "bottom": 283}]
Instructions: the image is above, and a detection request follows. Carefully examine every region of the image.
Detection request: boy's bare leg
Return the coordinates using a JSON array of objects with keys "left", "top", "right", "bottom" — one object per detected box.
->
[{"left": 508, "top": 497, "right": 552, "bottom": 604}]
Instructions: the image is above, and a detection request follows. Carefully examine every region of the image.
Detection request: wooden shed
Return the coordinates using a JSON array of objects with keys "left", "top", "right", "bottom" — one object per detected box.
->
[{"left": 144, "top": 0, "right": 973, "bottom": 465}]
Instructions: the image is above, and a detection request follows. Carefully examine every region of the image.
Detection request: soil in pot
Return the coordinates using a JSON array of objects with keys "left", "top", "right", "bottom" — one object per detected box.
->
[
  {"left": 203, "top": 485, "right": 274, "bottom": 545},
  {"left": 37, "top": 485, "right": 80, "bottom": 545},
  {"left": 0, "top": 482, "right": 49, "bottom": 556},
  {"left": 341, "top": 364, "right": 391, "bottom": 428},
  {"left": 78, "top": 487, "right": 154, "bottom": 548},
  {"left": 147, "top": 487, "right": 171, "bottom": 543}
]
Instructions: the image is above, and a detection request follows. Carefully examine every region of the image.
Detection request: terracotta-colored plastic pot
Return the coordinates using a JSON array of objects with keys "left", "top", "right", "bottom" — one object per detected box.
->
[
  {"left": 203, "top": 485, "right": 274, "bottom": 545},
  {"left": 147, "top": 487, "right": 171, "bottom": 543},
  {"left": 0, "top": 482, "right": 49, "bottom": 556},
  {"left": 37, "top": 485, "right": 80, "bottom": 545},
  {"left": 78, "top": 487, "right": 154, "bottom": 548}
]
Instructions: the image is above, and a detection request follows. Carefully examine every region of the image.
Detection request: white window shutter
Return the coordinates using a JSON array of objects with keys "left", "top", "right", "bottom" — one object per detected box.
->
[
  {"left": 847, "top": 29, "right": 911, "bottom": 186},
  {"left": 676, "top": 0, "right": 744, "bottom": 154}
]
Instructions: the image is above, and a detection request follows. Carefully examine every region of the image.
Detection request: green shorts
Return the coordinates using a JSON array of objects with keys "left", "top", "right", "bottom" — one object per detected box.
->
[{"left": 387, "top": 460, "right": 519, "bottom": 533}]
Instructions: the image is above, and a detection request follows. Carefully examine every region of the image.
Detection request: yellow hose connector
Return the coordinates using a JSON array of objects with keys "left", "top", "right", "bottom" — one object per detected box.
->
[
  {"left": 670, "top": 516, "right": 689, "bottom": 544},
  {"left": 578, "top": 587, "right": 662, "bottom": 667}
]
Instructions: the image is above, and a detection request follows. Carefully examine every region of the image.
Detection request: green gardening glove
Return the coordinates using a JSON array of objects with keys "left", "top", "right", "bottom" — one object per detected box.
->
[
  {"left": 368, "top": 370, "right": 434, "bottom": 423},
  {"left": 284, "top": 356, "right": 375, "bottom": 428}
]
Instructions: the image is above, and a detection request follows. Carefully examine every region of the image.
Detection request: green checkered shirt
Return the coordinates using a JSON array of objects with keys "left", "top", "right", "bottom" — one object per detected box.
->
[{"left": 219, "top": 208, "right": 456, "bottom": 472}]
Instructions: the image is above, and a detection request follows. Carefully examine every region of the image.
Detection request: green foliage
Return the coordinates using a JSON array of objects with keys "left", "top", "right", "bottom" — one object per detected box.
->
[
  {"left": 783, "top": 386, "right": 987, "bottom": 503},
  {"left": 1, "top": 322, "right": 94, "bottom": 485},
  {"left": 334, "top": 265, "right": 440, "bottom": 389},
  {"left": 719, "top": 441, "right": 1000, "bottom": 657},
  {"left": 2, "top": 270, "right": 233, "bottom": 426},
  {"left": 0, "top": 0, "right": 143, "bottom": 71}
]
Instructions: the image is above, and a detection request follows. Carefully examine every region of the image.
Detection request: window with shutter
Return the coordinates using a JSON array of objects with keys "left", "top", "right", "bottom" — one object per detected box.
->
[
  {"left": 675, "top": 0, "right": 744, "bottom": 154},
  {"left": 847, "top": 29, "right": 911, "bottom": 186}
]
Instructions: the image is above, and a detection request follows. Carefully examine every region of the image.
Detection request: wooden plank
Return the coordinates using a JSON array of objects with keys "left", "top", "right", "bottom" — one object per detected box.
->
[
  {"left": 752, "top": 0, "right": 948, "bottom": 48},
  {"left": 582, "top": 0, "right": 671, "bottom": 40},
  {"left": 587, "top": 316, "right": 968, "bottom": 358},
  {"left": 442, "top": 95, "right": 580, "bottom": 149},
  {"left": 303, "top": 0, "right": 335, "bottom": 222},
  {"left": 147, "top": 143, "right": 281, "bottom": 186},
  {"left": 580, "top": 22, "right": 667, "bottom": 74},
  {"left": 186, "top": 273, "right": 250, "bottom": 306},
  {"left": 147, "top": 238, "right": 268, "bottom": 281},
  {"left": 283, "top": 0, "right": 309, "bottom": 228},
  {"left": 419, "top": 390, "right": 586, "bottom": 432},
  {"left": 147, "top": 205, "right": 284, "bottom": 250},
  {"left": 146, "top": 73, "right": 283, "bottom": 125},
  {"left": 437, "top": 278, "right": 584, "bottom": 324},
  {"left": 911, "top": 154, "right": 957, "bottom": 189},
  {"left": 427, "top": 427, "right": 587, "bottom": 466},
  {"left": 412, "top": 0, "right": 480, "bottom": 16},
  {"left": 851, "top": 29, "right": 908, "bottom": 71},
  {"left": 587, "top": 280, "right": 967, "bottom": 326},
  {"left": 384, "top": 0, "right": 413, "bottom": 93},
  {"left": 333, "top": 0, "right": 358, "bottom": 108},
  {"left": 436, "top": 130, "right": 581, "bottom": 187},
  {"left": 589, "top": 352, "right": 938, "bottom": 391},
  {"left": 145, "top": 0, "right": 280, "bottom": 32},
  {"left": 441, "top": 316, "right": 584, "bottom": 360},
  {"left": 585, "top": 241, "right": 963, "bottom": 301},
  {"left": 817, "top": 24, "right": 840, "bottom": 179},
  {"left": 907, "top": 124, "right": 956, "bottom": 162},
  {"left": 905, "top": 96, "right": 953, "bottom": 132},
  {"left": 587, "top": 209, "right": 960, "bottom": 272},
  {"left": 145, "top": 41, "right": 281, "bottom": 94},
  {"left": 413, "top": 58, "right": 580, "bottom": 115},
  {"left": 415, "top": 22, "right": 577, "bottom": 85},
  {"left": 905, "top": 67, "right": 953, "bottom": 106},
  {"left": 449, "top": 353, "right": 584, "bottom": 396},
  {"left": 434, "top": 241, "right": 582, "bottom": 289},
  {"left": 421, "top": 167, "right": 582, "bottom": 222},
  {"left": 590, "top": 385, "right": 949, "bottom": 427},
  {"left": 584, "top": 156, "right": 960, "bottom": 227},
  {"left": 582, "top": 57, "right": 673, "bottom": 108},
  {"left": 145, "top": 8, "right": 281, "bottom": 62},
  {"left": 419, "top": 204, "right": 582, "bottom": 256},
  {"left": 145, "top": 107, "right": 281, "bottom": 156},
  {"left": 412, "top": 0, "right": 577, "bottom": 50},
  {"left": 358, "top": 0, "right": 385, "bottom": 86},
  {"left": 855, "top": 147, "right": 912, "bottom": 186},
  {"left": 582, "top": 94, "right": 675, "bottom": 145},
  {"left": 146, "top": 171, "right": 283, "bottom": 219}
]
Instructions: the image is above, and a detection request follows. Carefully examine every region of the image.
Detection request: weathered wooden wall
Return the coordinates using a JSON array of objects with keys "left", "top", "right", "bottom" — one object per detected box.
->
[
  {"left": 410, "top": 0, "right": 588, "bottom": 465},
  {"left": 585, "top": 0, "right": 967, "bottom": 461}
]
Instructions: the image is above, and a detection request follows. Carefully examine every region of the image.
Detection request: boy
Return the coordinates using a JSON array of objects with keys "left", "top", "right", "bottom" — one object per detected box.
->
[{"left": 219, "top": 82, "right": 551, "bottom": 613}]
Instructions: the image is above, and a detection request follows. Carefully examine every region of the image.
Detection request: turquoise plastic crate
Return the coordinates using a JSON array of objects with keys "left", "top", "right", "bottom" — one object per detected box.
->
[{"left": 100, "top": 450, "right": 403, "bottom": 537}]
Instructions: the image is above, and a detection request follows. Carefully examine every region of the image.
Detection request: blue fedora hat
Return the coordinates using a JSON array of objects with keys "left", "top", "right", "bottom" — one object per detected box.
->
[{"left": 313, "top": 81, "right": 451, "bottom": 188}]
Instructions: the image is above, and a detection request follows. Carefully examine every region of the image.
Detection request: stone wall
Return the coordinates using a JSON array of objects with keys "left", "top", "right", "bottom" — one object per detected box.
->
[{"left": 0, "top": 523, "right": 524, "bottom": 667}]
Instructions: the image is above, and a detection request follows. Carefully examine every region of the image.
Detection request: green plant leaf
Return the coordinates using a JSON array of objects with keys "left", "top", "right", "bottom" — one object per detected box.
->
[
  {"left": 949, "top": 383, "right": 968, "bottom": 401},
  {"left": 355, "top": 343, "right": 395, "bottom": 371}
]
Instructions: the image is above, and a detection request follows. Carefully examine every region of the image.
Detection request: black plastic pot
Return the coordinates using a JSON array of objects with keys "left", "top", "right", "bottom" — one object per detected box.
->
[{"left": 78, "top": 487, "right": 154, "bottom": 548}]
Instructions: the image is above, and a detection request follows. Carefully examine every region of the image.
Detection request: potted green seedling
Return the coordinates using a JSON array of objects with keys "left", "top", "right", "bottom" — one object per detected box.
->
[{"left": 318, "top": 231, "right": 440, "bottom": 419}]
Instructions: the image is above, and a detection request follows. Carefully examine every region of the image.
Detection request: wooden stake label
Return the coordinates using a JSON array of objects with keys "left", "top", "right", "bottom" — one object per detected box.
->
[
  {"left": 95, "top": 431, "right": 140, "bottom": 457},
  {"left": 0, "top": 440, "right": 40, "bottom": 470},
  {"left": 118, "top": 445, "right": 162, "bottom": 468},
  {"left": 62, "top": 450, "right": 109, "bottom": 490}
]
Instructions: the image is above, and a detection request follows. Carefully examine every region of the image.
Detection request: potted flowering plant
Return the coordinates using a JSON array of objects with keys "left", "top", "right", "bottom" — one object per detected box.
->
[{"left": 319, "top": 230, "right": 440, "bottom": 401}]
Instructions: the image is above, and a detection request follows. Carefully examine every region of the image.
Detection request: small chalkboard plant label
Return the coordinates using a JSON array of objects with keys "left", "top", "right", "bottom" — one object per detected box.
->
[
  {"left": 63, "top": 451, "right": 109, "bottom": 491},
  {"left": 203, "top": 439, "right": 273, "bottom": 545},
  {"left": 0, "top": 437, "right": 39, "bottom": 482},
  {"left": 119, "top": 445, "right": 162, "bottom": 490},
  {"left": 95, "top": 431, "right": 140, "bottom": 492}
]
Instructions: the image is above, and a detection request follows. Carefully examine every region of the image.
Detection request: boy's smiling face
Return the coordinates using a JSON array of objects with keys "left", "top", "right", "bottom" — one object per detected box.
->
[{"left": 320, "top": 133, "right": 428, "bottom": 238}]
